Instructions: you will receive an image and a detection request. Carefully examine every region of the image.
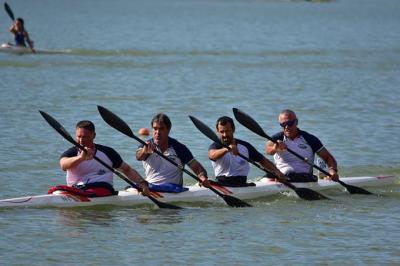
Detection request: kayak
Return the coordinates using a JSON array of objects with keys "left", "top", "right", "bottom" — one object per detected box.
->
[
  {"left": 0, "top": 43, "right": 35, "bottom": 54},
  {"left": 0, "top": 175, "right": 397, "bottom": 208}
]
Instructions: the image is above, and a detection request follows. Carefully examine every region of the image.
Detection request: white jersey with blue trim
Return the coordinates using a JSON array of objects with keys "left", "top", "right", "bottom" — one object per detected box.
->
[
  {"left": 272, "top": 130, "right": 324, "bottom": 175},
  {"left": 138, "top": 137, "right": 194, "bottom": 186},
  {"left": 60, "top": 144, "right": 123, "bottom": 186},
  {"left": 209, "top": 139, "right": 264, "bottom": 177}
]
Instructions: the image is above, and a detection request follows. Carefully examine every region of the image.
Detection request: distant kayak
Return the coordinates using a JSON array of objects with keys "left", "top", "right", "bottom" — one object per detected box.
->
[
  {"left": 0, "top": 43, "right": 62, "bottom": 55},
  {"left": 0, "top": 43, "right": 35, "bottom": 54},
  {"left": 0, "top": 175, "right": 397, "bottom": 208},
  {"left": 0, "top": 44, "right": 144, "bottom": 56}
]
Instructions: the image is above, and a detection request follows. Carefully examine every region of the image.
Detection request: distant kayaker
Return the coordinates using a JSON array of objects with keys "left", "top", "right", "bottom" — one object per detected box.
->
[
  {"left": 9, "top": 17, "right": 35, "bottom": 53},
  {"left": 265, "top": 109, "right": 339, "bottom": 182},
  {"left": 57, "top": 120, "right": 150, "bottom": 197},
  {"left": 208, "top": 116, "right": 287, "bottom": 187},
  {"left": 136, "top": 113, "right": 211, "bottom": 192}
]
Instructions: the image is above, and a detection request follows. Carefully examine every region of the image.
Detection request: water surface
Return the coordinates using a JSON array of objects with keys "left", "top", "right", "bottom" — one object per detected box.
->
[{"left": 0, "top": 0, "right": 399, "bottom": 264}]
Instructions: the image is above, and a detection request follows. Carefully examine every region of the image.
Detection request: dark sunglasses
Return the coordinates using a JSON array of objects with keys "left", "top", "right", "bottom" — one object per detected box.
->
[{"left": 280, "top": 119, "right": 297, "bottom": 128}]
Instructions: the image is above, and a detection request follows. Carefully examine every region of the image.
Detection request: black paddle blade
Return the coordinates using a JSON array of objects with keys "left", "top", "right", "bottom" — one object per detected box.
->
[
  {"left": 148, "top": 196, "right": 183, "bottom": 209},
  {"left": 97, "top": 105, "right": 136, "bottom": 139},
  {"left": 338, "top": 180, "right": 373, "bottom": 195},
  {"left": 294, "top": 187, "right": 330, "bottom": 200},
  {"left": 282, "top": 180, "right": 329, "bottom": 200},
  {"left": 4, "top": 2, "right": 15, "bottom": 21},
  {"left": 39, "top": 111, "right": 78, "bottom": 147},
  {"left": 221, "top": 193, "right": 252, "bottom": 207},
  {"left": 208, "top": 181, "right": 252, "bottom": 207},
  {"left": 189, "top": 115, "right": 221, "bottom": 144},
  {"left": 232, "top": 108, "right": 272, "bottom": 141}
]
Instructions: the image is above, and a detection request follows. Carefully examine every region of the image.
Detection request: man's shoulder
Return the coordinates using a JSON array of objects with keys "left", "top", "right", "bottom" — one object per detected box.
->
[
  {"left": 209, "top": 141, "right": 223, "bottom": 150},
  {"left": 95, "top": 144, "right": 121, "bottom": 157},
  {"left": 299, "top": 130, "right": 320, "bottom": 142},
  {"left": 168, "top": 137, "right": 187, "bottom": 149},
  {"left": 95, "top": 144, "right": 123, "bottom": 167},
  {"left": 236, "top": 138, "right": 264, "bottom": 160},
  {"left": 298, "top": 130, "right": 324, "bottom": 152},
  {"left": 96, "top": 144, "right": 117, "bottom": 152},
  {"left": 168, "top": 137, "right": 194, "bottom": 163},
  {"left": 60, "top": 146, "right": 78, "bottom": 158},
  {"left": 235, "top": 139, "right": 255, "bottom": 149},
  {"left": 271, "top": 132, "right": 284, "bottom": 141}
]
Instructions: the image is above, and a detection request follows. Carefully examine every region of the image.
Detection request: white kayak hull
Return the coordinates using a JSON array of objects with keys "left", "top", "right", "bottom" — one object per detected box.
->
[
  {"left": 0, "top": 175, "right": 397, "bottom": 208},
  {"left": 0, "top": 43, "right": 34, "bottom": 54}
]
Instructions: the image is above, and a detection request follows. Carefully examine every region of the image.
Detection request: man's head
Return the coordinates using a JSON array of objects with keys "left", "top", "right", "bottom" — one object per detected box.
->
[
  {"left": 278, "top": 109, "right": 298, "bottom": 139},
  {"left": 75, "top": 120, "right": 96, "bottom": 147},
  {"left": 151, "top": 113, "right": 171, "bottom": 145},
  {"left": 215, "top": 116, "right": 235, "bottom": 145}
]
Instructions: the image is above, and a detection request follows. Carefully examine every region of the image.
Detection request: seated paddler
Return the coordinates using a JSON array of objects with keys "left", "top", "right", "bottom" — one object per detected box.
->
[
  {"left": 50, "top": 120, "right": 150, "bottom": 197},
  {"left": 265, "top": 109, "right": 339, "bottom": 182},
  {"left": 208, "top": 116, "right": 286, "bottom": 187},
  {"left": 136, "top": 113, "right": 211, "bottom": 192}
]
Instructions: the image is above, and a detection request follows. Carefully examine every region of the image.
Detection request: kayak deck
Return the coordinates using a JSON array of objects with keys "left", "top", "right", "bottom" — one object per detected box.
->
[{"left": 0, "top": 175, "right": 397, "bottom": 208}]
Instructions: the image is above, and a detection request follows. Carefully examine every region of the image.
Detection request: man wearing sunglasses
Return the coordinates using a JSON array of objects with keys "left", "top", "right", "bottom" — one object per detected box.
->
[{"left": 265, "top": 109, "right": 339, "bottom": 182}]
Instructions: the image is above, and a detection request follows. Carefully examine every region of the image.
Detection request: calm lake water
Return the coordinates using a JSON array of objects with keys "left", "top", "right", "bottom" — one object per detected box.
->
[{"left": 1, "top": 0, "right": 399, "bottom": 265}]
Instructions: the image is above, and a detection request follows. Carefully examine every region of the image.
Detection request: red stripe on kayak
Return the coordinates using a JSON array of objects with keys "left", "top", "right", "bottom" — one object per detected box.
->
[
  {"left": 210, "top": 183, "right": 233, "bottom": 195},
  {"left": 149, "top": 191, "right": 163, "bottom": 198},
  {"left": 59, "top": 192, "right": 91, "bottom": 202},
  {"left": 376, "top": 175, "right": 393, "bottom": 179},
  {"left": 3, "top": 197, "right": 33, "bottom": 204}
]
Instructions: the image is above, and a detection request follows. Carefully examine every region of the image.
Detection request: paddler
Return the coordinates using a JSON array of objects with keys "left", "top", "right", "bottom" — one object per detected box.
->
[
  {"left": 265, "top": 109, "right": 339, "bottom": 182},
  {"left": 54, "top": 120, "right": 150, "bottom": 197},
  {"left": 136, "top": 113, "right": 211, "bottom": 192},
  {"left": 9, "top": 17, "right": 35, "bottom": 53},
  {"left": 208, "top": 116, "right": 287, "bottom": 187}
]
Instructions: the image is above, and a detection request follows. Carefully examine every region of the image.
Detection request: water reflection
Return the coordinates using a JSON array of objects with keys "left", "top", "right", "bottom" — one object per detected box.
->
[
  {"left": 135, "top": 208, "right": 185, "bottom": 225},
  {"left": 54, "top": 207, "right": 117, "bottom": 227},
  {"left": 53, "top": 206, "right": 186, "bottom": 227}
]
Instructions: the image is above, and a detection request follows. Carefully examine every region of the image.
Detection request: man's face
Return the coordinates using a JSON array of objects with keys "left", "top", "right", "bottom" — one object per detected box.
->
[
  {"left": 279, "top": 113, "right": 298, "bottom": 139},
  {"left": 75, "top": 127, "right": 95, "bottom": 147},
  {"left": 217, "top": 122, "right": 234, "bottom": 145},
  {"left": 152, "top": 121, "right": 170, "bottom": 145}
]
